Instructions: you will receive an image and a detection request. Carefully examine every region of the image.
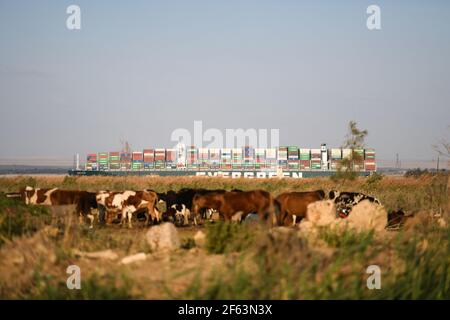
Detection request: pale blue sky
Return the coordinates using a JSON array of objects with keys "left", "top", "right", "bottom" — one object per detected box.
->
[{"left": 0, "top": 0, "right": 449, "bottom": 163}]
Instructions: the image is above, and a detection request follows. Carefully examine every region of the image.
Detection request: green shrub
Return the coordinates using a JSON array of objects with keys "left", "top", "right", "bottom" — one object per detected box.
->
[
  {"left": 318, "top": 227, "right": 374, "bottom": 254},
  {"left": 365, "top": 172, "right": 384, "bottom": 186},
  {"left": 205, "top": 221, "right": 255, "bottom": 254},
  {"left": 61, "top": 176, "right": 78, "bottom": 189},
  {"left": 0, "top": 195, "right": 51, "bottom": 246}
]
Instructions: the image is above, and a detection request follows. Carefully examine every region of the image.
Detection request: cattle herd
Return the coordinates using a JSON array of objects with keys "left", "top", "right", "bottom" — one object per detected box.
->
[{"left": 3, "top": 186, "right": 402, "bottom": 229}]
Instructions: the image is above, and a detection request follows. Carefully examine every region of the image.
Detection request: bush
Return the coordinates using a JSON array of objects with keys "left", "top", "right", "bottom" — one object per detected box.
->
[
  {"left": 0, "top": 195, "right": 51, "bottom": 246},
  {"left": 318, "top": 227, "right": 374, "bottom": 254},
  {"left": 61, "top": 176, "right": 78, "bottom": 189},
  {"left": 205, "top": 222, "right": 255, "bottom": 254},
  {"left": 365, "top": 172, "right": 384, "bottom": 186}
]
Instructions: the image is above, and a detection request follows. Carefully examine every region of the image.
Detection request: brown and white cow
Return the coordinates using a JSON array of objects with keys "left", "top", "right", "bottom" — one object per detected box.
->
[
  {"left": 96, "top": 190, "right": 160, "bottom": 228},
  {"left": 171, "top": 203, "right": 192, "bottom": 226},
  {"left": 20, "top": 186, "right": 98, "bottom": 227}
]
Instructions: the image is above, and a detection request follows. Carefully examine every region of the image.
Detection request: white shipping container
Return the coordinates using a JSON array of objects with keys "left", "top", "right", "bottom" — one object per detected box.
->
[
  {"left": 310, "top": 149, "right": 321, "bottom": 158},
  {"left": 265, "top": 148, "right": 277, "bottom": 159},
  {"left": 277, "top": 150, "right": 288, "bottom": 161},
  {"left": 255, "top": 148, "right": 265, "bottom": 155},
  {"left": 300, "top": 148, "right": 310, "bottom": 154},
  {"left": 342, "top": 149, "right": 352, "bottom": 159},
  {"left": 331, "top": 148, "right": 342, "bottom": 159}
]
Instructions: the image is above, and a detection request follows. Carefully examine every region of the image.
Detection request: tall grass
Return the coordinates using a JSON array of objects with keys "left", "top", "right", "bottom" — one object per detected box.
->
[
  {"left": 0, "top": 195, "right": 51, "bottom": 246},
  {"left": 205, "top": 221, "right": 256, "bottom": 254},
  {"left": 181, "top": 223, "right": 450, "bottom": 299}
]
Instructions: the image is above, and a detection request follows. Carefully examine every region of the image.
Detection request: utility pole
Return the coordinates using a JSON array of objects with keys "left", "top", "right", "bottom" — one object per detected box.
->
[
  {"left": 395, "top": 153, "right": 400, "bottom": 169},
  {"left": 437, "top": 156, "right": 440, "bottom": 171}
]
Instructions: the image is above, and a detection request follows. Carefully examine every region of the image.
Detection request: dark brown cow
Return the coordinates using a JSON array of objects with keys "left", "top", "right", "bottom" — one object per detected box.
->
[
  {"left": 192, "top": 190, "right": 274, "bottom": 225},
  {"left": 386, "top": 209, "right": 408, "bottom": 230},
  {"left": 275, "top": 190, "right": 325, "bottom": 226},
  {"left": 96, "top": 190, "right": 160, "bottom": 228},
  {"left": 20, "top": 186, "right": 98, "bottom": 227}
]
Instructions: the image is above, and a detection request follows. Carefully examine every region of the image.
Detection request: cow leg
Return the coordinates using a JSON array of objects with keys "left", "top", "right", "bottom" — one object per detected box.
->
[
  {"left": 87, "top": 213, "right": 95, "bottom": 228},
  {"left": 192, "top": 211, "right": 198, "bottom": 226},
  {"left": 128, "top": 211, "right": 133, "bottom": 228},
  {"left": 292, "top": 215, "right": 297, "bottom": 226},
  {"left": 154, "top": 207, "right": 161, "bottom": 223},
  {"left": 98, "top": 205, "right": 106, "bottom": 224},
  {"left": 184, "top": 209, "right": 190, "bottom": 226},
  {"left": 125, "top": 207, "right": 134, "bottom": 228},
  {"left": 120, "top": 208, "right": 131, "bottom": 228}
]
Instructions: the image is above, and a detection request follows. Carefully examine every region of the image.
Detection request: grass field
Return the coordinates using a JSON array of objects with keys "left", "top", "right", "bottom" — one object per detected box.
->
[{"left": 0, "top": 174, "right": 449, "bottom": 299}]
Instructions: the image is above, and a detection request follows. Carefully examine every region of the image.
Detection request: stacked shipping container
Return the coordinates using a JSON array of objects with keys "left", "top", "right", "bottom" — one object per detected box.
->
[
  {"left": 132, "top": 151, "right": 143, "bottom": 171},
  {"left": 265, "top": 148, "right": 277, "bottom": 170},
  {"left": 166, "top": 149, "right": 176, "bottom": 169},
  {"left": 232, "top": 148, "right": 243, "bottom": 170},
  {"left": 209, "top": 148, "right": 220, "bottom": 170},
  {"left": 329, "top": 148, "right": 342, "bottom": 170},
  {"left": 120, "top": 152, "right": 131, "bottom": 170},
  {"left": 277, "top": 146, "right": 288, "bottom": 169},
  {"left": 86, "top": 154, "right": 98, "bottom": 171},
  {"left": 243, "top": 146, "right": 254, "bottom": 170},
  {"left": 143, "top": 149, "right": 155, "bottom": 170},
  {"left": 255, "top": 148, "right": 265, "bottom": 170},
  {"left": 299, "top": 149, "right": 310, "bottom": 170},
  {"left": 288, "top": 146, "right": 299, "bottom": 170},
  {"left": 221, "top": 148, "right": 232, "bottom": 170},
  {"left": 187, "top": 146, "right": 198, "bottom": 169},
  {"left": 198, "top": 148, "right": 209, "bottom": 170},
  {"left": 353, "top": 148, "right": 365, "bottom": 171},
  {"left": 109, "top": 152, "right": 120, "bottom": 170},
  {"left": 98, "top": 152, "right": 109, "bottom": 171},
  {"left": 154, "top": 149, "right": 166, "bottom": 169},
  {"left": 310, "top": 149, "right": 321, "bottom": 170},
  {"left": 364, "top": 149, "right": 376, "bottom": 171}
]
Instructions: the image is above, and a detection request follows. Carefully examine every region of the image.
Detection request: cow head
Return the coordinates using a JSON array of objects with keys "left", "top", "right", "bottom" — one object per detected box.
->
[
  {"left": 171, "top": 204, "right": 186, "bottom": 226},
  {"left": 206, "top": 208, "right": 218, "bottom": 221},
  {"left": 329, "top": 190, "right": 340, "bottom": 200},
  {"left": 21, "top": 186, "right": 36, "bottom": 205}
]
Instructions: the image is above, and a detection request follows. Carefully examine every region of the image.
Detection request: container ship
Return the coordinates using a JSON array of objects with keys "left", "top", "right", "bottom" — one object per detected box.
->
[{"left": 69, "top": 144, "right": 376, "bottom": 178}]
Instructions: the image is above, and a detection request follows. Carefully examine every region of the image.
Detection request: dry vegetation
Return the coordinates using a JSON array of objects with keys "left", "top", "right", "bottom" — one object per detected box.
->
[{"left": 0, "top": 174, "right": 449, "bottom": 299}]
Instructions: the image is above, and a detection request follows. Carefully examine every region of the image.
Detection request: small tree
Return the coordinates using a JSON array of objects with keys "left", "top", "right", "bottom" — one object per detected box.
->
[
  {"left": 433, "top": 126, "right": 450, "bottom": 159},
  {"left": 331, "top": 121, "right": 368, "bottom": 183}
]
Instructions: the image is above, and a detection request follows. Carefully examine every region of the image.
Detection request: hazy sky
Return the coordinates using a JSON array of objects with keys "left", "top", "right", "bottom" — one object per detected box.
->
[{"left": 1, "top": 0, "right": 449, "bottom": 163}]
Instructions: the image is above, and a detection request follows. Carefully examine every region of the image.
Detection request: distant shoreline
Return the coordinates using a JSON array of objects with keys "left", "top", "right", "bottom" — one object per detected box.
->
[{"left": 0, "top": 165, "right": 71, "bottom": 176}]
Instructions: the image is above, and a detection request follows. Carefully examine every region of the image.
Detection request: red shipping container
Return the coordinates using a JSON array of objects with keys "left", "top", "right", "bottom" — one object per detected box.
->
[{"left": 132, "top": 152, "right": 143, "bottom": 161}]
